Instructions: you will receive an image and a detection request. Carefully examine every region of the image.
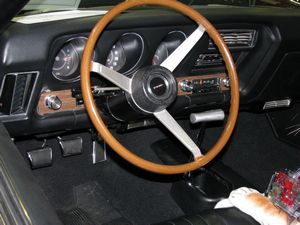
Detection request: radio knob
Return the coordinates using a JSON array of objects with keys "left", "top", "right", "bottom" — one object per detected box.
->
[
  {"left": 179, "top": 80, "right": 193, "bottom": 92},
  {"left": 222, "top": 78, "right": 230, "bottom": 88},
  {"left": 45, "top": 95, "right": 62, "bottom": 110}
]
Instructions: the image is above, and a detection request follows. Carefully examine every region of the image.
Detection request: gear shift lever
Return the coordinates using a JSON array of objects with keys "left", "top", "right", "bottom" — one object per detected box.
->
[{"left": 190, "top": 109, "right": 225, "bottom": 124}]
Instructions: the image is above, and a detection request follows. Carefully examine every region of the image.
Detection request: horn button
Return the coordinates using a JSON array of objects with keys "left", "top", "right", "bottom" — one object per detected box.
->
[
  {"left": 148, "top": 77, "right": 168, "bottom": 97},
  {"left": 127, "top": 66, "right": 177, "bottom": 114}
]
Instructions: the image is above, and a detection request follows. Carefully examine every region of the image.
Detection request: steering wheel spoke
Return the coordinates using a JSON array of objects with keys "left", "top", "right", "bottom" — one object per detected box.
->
[
  {"left": 160, "top": 25, "right": 206, "bottom": 72},
  {"left": 91, "top": 61, "right": 132, "bottom": 94},
  {"left": 154, "top": 109, "right": 202, "bottom": 159}
]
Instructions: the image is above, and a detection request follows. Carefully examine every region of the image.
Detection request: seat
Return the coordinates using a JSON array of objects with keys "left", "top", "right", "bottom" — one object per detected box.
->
[{"left": 155, "top": 207, "right": 259, "bottom": 225}]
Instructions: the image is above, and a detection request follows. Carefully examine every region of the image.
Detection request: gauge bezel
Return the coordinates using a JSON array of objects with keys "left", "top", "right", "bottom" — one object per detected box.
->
[
  {"left": 152, "top": 30, "right": 187, "bottom": 66},
  {"left": 123, "top": 32, "right": 145, "bottom": 76},
  {"left": 105, "top": 32, "right": 145, "bottom": 76},
  {"left": 52, "top": 36, "right": 90, "bottom": 82}
]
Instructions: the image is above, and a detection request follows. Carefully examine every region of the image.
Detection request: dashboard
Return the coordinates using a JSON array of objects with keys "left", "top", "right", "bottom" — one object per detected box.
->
[{"left": 1, "top": 6, "right": 300, "bottom": 136}]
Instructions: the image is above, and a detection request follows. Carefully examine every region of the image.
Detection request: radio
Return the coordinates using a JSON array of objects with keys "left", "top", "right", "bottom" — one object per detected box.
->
[{"left": 177, "top": 73, "right": 230, "bottom": 95}]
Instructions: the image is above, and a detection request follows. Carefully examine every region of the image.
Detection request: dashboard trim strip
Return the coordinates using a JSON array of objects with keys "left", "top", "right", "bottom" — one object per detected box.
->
[{"left": 37, "top": 89, "right": 84, "bottom": 116}]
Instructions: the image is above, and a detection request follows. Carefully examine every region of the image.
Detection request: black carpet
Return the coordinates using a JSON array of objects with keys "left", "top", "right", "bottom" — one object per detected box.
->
[
  {"left": 201, "top": 112, "right": 300, "bottom": 192},
  {"left": 15, "top": 129, "right": 183, "bottom": 225},
  {"left": 267, "top": 104, "right": 300, "bottom": 149},
  {"left": 15, "top": 111, "right": 300, "bottom": 224}
]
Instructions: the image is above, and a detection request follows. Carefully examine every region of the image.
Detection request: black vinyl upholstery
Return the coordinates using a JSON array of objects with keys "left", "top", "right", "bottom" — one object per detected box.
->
[
  {"left": 0, "top": 123, "right": 63, "bottom": 225},
  {"left": 155, "top": 208, "right": 259, "bottom": 225}
]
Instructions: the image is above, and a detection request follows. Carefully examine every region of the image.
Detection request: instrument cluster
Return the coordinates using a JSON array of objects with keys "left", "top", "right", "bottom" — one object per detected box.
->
[{"left": 51, "top": 30, "right": 187, "bottom": 82}]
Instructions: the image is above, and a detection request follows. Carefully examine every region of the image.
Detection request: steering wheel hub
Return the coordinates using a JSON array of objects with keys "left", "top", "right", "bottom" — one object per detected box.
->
[{"left": 128, "top": 65, "right": 177, "bottom": 114}]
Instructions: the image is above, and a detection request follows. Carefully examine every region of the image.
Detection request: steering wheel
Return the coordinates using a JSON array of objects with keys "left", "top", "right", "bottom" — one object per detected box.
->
[{"left": 81, "top": 0, "right": 239, "bottom": 174}]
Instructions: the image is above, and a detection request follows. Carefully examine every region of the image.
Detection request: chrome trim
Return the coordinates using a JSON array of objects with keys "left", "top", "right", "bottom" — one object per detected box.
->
[
  {"left": 190, "top": 109, "right": 225, "bottom": 124},
  {"left": 0, "top": 159, "right": 33, "bottom": 225},
  {"left": 208, "top": 29, "right": 257, "bottom": 50},
  {"left": 160, "top": 26, "right": 206, "bottom": 72},
  {"left": 263, "top": 99, "right": 291, "bottom": 110},
  {"left": 0, "top": 212, "right": 6, "bottom": 225},
  {"left": 0, "top": 71, "right": 39, "bottom": 122},
  {"left": 154, "top": 109, "right": 202, "bottom": 159},
  {"left": 92, "top": 141, "right": 107, "bottom": 164},
  {"left": 120, "top": 32, "right": 145, "bottom": 76},
  {"left": 91, "top": 61, "right": 132, "bottom": 94},
  {"left": 52, "top": 36, "right": 95, "bottom": 82}
]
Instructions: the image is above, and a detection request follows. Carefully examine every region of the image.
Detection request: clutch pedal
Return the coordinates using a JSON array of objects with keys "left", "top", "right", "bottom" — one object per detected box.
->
[{"left": 27, "top": 147, "right": 53, "bottom": 169}]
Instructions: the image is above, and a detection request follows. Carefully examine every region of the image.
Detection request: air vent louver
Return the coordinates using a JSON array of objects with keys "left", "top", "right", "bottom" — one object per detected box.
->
[
  {"left": 209, "top": 29, "right": 257, "bottom": 50},
  {"left": 11, "top": 74, "right": 32, "bottom": 114},
  {"left": 0, "top": 72, "right": 38, "bottom": 116}
]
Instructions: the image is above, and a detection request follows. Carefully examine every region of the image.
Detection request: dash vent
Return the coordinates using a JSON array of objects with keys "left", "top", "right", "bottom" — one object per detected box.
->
[
  {"left": 209, "top": 29, "right": 257, "bottom": 50},
  {"left": 0, "top": 72, "right": 38, "bottom": 115}
]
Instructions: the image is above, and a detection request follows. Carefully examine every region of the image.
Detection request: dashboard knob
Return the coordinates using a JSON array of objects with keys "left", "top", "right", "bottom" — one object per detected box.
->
[
  {"left": 222, "top": 78, "right": 230, "bottom": 88},
  {"left": 179, "top": 80, "right": 193, "bottom": 92},
  {"left": 45, "top": 95, "right": 62, "bottom": 110}
]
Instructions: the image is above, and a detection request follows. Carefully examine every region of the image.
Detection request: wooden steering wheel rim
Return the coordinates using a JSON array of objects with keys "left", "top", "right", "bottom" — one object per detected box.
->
[{"left": 81, "top": 0, "right": 239, "bottom": 174}]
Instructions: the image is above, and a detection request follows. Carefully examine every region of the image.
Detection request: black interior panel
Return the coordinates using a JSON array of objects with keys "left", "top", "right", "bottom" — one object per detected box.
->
[{"left": 0, "top": 123, "right": 62, "bottom": 224}]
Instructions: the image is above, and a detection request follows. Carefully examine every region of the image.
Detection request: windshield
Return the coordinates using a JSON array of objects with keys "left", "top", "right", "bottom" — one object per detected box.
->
[{"left": 22, "top": 0, "right": 300, "bottom": 12}]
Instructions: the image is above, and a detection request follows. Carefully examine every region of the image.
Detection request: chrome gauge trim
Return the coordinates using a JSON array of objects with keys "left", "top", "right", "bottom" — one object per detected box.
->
[
  {"left": 168, "top": 30, "right": 187, "bottom": 39},
  {"left": 105, "top": 32, "right": 145, "bottom": 76},
  {"left": 123, "top": 32, "right": 145, "bottom": 76},
  {"left": 52, "top": 42, "right": 80, "bottom": 81},
  {"left": 152, "top": 30, "right": 187, "bottom": 66},
  {"left": 52, "top": 36, "right": 96, "bottom": 83}
]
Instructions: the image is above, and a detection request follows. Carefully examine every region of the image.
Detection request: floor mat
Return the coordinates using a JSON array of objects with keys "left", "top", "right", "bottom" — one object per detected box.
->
[
  {"left": 58, "top": 207, "right": 96, "bottom": 225},
  {"left": 94, "top": 129, "right": 184, "bottom": 225},
  {"left": 16, "top": 130, "right": 184, "bottom": 225},
  {"left": 57, "top": 182, "right": 131, "bottom": 225}
]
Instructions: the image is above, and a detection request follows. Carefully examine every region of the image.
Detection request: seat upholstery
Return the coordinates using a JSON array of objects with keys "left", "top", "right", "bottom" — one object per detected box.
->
[{"left": 155, "top": 208, "right": 259, "bottom": 225}]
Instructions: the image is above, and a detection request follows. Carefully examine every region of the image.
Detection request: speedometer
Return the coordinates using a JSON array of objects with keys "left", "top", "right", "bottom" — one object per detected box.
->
[{"left": 152, "top": 31, "right": 186, "bottom": 65}]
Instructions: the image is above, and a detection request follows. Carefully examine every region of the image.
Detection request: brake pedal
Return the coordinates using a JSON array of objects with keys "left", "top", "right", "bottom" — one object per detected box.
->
[{"left": 58, "top": 136, "right": 83, "bottom": 157}]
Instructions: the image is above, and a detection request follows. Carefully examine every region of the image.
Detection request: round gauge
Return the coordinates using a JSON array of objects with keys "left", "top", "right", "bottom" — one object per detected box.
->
[
  {"left": 52, "top": 37, "right": 88, "bottom": 82},
  {"left": 106, "top": 41, "right": 126, "bottom": 72},
  {"left": 152, "top": 31, "right": 186, "bottom": 66},
  {"left": 105, "top": 33, "right": 145, "bottom": 75},
  {"left": 52, "top": 43, "right": 79, "bottom": 78}
]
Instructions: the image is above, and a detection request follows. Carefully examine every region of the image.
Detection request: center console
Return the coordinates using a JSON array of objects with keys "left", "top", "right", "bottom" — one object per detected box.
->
[
  {"left": 170, "top": 162, "right": 256, "bottom": 215},
  {"left": 152, "top": 137, "right": 254, "bottom": 215},
  {"left": 171, "top": 168, "right": 232, "bottom": 215}
]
